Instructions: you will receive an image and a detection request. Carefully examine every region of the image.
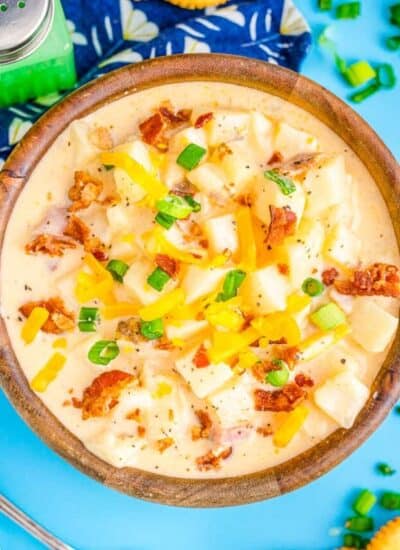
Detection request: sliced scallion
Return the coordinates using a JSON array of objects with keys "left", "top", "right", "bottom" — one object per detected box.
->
[
  {"left": 302, "top": 277, "right": 325, "bottom": 297},
  {"left": 266, "top": 359, "right": 290, "bottom": 387},
  {"left": 155, "top": 212, "right": 176, "bottom": 229},
  {"left": 106, "top": 259, "right": 129, "bottom": 283},
  {"left": 345, "top": 517, "right": 374, "bottom": 532},
  {"left": 352, "top": 489, "right": 377, "bottom": 516},
  {"left": 176, "top": 143, "right": 206, "bottom": 171},
  {"left": 377, "top": 462, "right": 396, "bottom": 476},
  {"left": 147, "top": 267, "right": 170, "bottom": 292},
  {"left": 156, "top": 194, "right": 193, "bottom": 219},
  {"left": 380, "top": 491, "right": 400, "bottom": 510},
  {"left": 343, "top": 533, "right": 369, "bottom": 549},
  {"left": 140, "top": 318, "right": 164, "bottom": 340},
  {"left": 184, "top": 195, "right": 201, "bottom": 212},
  {"left": 376, "top": 63, "right": 397, "bottom": 88},
  {"left": 88, "top": 340, "right": 119, "bottom": 366},
  {"left": 345, "top": 61, "right": 376, "bottom": 87},
  {"left": 310, "top": 302, "right": 346, "bottom": 331},
  {"left": 78, "top": 307, "right": 99, "bottom": 333},
  {"left": 264, "top": 170, "right": 296, "bottom": 196},
  {"left": 318, "top": 0, "right": 332, "bottom": 10},
  {"left": 216, "top": 269, "right": 246, "bottom": 302},
  {"left": 386, "top": 35, "right": 400, "bottom": 50},
  {"left": 350, "top": 82, "right": 380, "bottom": 103},
  {"left": 390, "top": 4, "right": 400, "bottom": 27},
  {"left": 336, "top": 2, "right": 361, "bottom": 19}
]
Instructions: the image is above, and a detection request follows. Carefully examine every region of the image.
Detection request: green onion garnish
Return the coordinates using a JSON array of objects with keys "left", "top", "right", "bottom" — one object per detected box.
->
[
  {"left": 156, "top": 194, "right": 193, "bottom": 220},
  {"left": 336, "top": 2, "right": 361, "bottom": 19},
  {"left": 318, "top": 0, "right": 332, "bottom": 10},
  {"left": 216, "top": 269, "right": 246, "bottom": 302},
  {"left": 78, "top": 307, "right": 99, "bottom": 333},
  {"left": 350, "top": 82, "right": 380, "bottom": 103},
  {"left": 345, "top": 61, "right": 376, "bottom": 87},
  {"left": 345, "top": 517, "right": 374, "bottom": 532},
  {"left": 155, "top": 212, "right": 176, "bottom": 229},
  {"left": 102, "top": 164, "right": 114, "bottom": 171},
  {"left": 376, "top": 63, "right": 397, "bottom": 88},
  {"left": 88, "top": 340, "right": 120, "bottom": 366},
  {"left": 140, "top": 318, "right": 164, "bottom": 340},
  {"left": 390, "top": 4, "right": 400, "bottom": 27},
  {"left": 184, "top": 195, "right": 201, "bottom": 212},
  {"left": 106, "top": 259, "right": 129, "bottom": 283},
  {"left": 176, "top": 143, "right": 206, "bottom": 171},
  {"left": 310, "top": 302, "right": 346, "bottom": 331},
  {"left": 302, "top": 277, "right": 325, "bottom": 297},
  {"left": 264, "top": 170, "right": 296, "bottom": 196},
  {"left": 386, "top": 35, "right": 400, "bottom": 50},
  {"left": 147, "top": 267, "right": 171, "bottom": 292},
  {"left": 380, "top": 491, "right": 400, "bottom": 510},
  {"left": 377, "top": 462, "right": 396, "bottom": 476},
  {"left": 343, "top": 533, "right": 369, "bottom": 549},
  {"left": 353, "top": 489, "right": 377, "bottom": 516},
  {"left": 266, "top": 360, "right": 290, "bottom": 387}
]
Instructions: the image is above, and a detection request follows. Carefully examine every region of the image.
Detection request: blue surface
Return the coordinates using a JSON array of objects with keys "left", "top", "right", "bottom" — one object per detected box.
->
[{"left": 1, "top": 1, "right": 400, "bottom": 549}]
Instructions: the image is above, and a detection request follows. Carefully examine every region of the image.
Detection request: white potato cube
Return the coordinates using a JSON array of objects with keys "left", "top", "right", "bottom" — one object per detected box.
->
[
  {"left": 187, "top": 162, "right": 229, "bottom": 197},
  {"left": 124, "top": 259, "right": 176, "bottom": 305},
  {"left": 303, "top": 155, "right": 348, "bottom": 217},
  {"left": 86, "top": 432, "right": 138, "bottom": 468},
  {"left": 253, "top": 174, "right": 305, "bottom": 227},
  {"left": 169, "top": 127, "right": 207, "bottom": 154},
  {"left": 329, "top": 287, "right": 354, "bottom": 315},
  {"left": 220, "top": 140, "right": 259, "bottom": 192},
  {"left": 203, "top": 213, "right": 238, "bottom": 255},
  {"left": 350, "top": 299, "right": 398, "bottom": 352},
  {"left": 241, "top": 265, "right": 289, "bottom": 314},
  {"left": 324, "top": 225, "right": 361, "bottom": 267},
  {"left": 314, "top": 371, "right": 369, "bottom": 428},
  {"left": 206, "top": 110, "right": 250, "bottom": 146},
  {"left": 181, "top": 265, "right": 228, "bottom": 304},
  {"left": 162, "top": 158, "right": 186, "bottom": 189},
  {"left": 106, "top": 204, "right": 133, "bottom": 234},
  {"left": 274, "top": 122, "right": 318, "bottom": 160},
  {"left": 68, "top": 120, "right": 100, "bottom": 166},
  {"left": 287, "top": 220, "right": 325, "bottom": 288},
  {"left": 113, "top": 140, "right": 154, "bottom": 203},
  {"left": 165, "top": 320, "right": 209, "bottom": 341},
  {"left": 248, "top": 111, "right": 274, "bottom": 158},
  {"left": 175, "top": 349, "right": 233, "bottom": 398},
  {"left": 208, "top": 378, "right": 254, "bottom": 428}
]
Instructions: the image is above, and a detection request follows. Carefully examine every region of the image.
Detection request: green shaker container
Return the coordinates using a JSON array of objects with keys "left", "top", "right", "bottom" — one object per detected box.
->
[{"left": 0, "top": 0, "right": 77, "bottom": 107}]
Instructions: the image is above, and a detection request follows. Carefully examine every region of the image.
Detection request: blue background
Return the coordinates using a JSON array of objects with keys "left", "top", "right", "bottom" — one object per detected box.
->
[{"left": 1, "top": 1, "right": 399, "bottom": 549}]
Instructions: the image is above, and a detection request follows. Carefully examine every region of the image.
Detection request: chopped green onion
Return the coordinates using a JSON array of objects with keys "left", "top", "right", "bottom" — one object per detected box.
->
[
  {"left": 395, "top": 404, "right": 400, "bottom": 414},
  {"left": 345, "top": 517, "right": 374, "bottom": 532},
  {"left": 88, "top": 340, "right": 120, "bottom": 366},
  {"left": 380, "top": 491, "right": 400, "bottom": 510},
  {"left": 345, "top": 61, "right": 376, "bottom": 87},
  {"left": 310, "top": 302, "right": 346, "bottom": 330},
  {"left": 353, "top": 489, "right": 377, "bottom": 516},
  {"left": 390, "top": 4, "right": 400, "bottom": 27},
  {"left": 216, "top": 269, "right": 246, "bottom": 302},
  {"left": 184, "top": 195, "right": 201, "bottom": 212},
  {"left": 140, "top": 318, "right": 164, "bottom": 340},
  {"left": 156, "top": 194, "right": 193, "bottom": 219},
  {"left": 155, "top": 212, "right": 176, "bottom": 229},
  {"left": 336, "top": 2, "right": 361, "bottom": 19},
  {"left": 106, "top": 259, "right": 129, "bottom": 283},
  {"left": 102, "top": 164, "right": 114, "bottom": 171},
  {"left": 302, "top": 277, "right": 325, "bottom": 297},
  {"left": 350, "top": 82, "right": 380, "bottom": 103},
  {"left": 176, "top": 143, "right": 206, "bottom": 171},
  {"left": 78, "top": 307, "right": 99, "bottom": 333},
  {"left": 376, "top": 63, "right": 397, "bottom": 88},
  {"left": 147, "top": 267, "right": 171, "bottom": 292},
  {"left": 266, "top": 360, "right": 290, "bottom": 387},
  {"left": 264, "top": 170, "right": 296, "bottom": 196},
  {"left": 318, "top": 0, "right": 332, "bottom": 10},
  {"left": 343, "top": 533, "right": 369, "bottom": 549},
  {"left": 386, "top": 35, "right": 400, "bottom": 50},
  {"left": 377, "top": 462, "right": 396, "bottom": 476}
]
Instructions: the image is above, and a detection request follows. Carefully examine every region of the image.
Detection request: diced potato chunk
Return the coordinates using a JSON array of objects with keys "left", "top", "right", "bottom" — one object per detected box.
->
[
  {"left": 303, "top": 155, "right": 348, "bottom": 217},
  {"left": 165, "top": 320, "right": 208, "bottom": 341},
  {"left": 175, "top": 349, "right": 233, "bottom": 398},
  {"left": 162, "top": 159, "right": 186, "bottom": 189},
  {"left": 350, "top": 298, "right": 398, "bottom": 352},
  {"left": 314, "top": 371, "right": 369, "bottom": 428},
  {"left": 106, "top": 204, "right": 132, "bottom": 234},
  {"left": 274, "top": 122, "right": 318, "bottom": 160},
  {"left": 113, "top": 140, "right": 154, "bottom": 203},
  {"left": 206, "top": 110, "right": 250, "bottom": 146},
  {"left": 253, "top": 174, "right": 305, "bottom": 227},
  {"left": 169, "top": 127, "right": 207, "bottom": 154},
  {"left": 287, "top": 220, "right": 325, "bottom": 288},
  {"left": 208, "top": 377, "right": 254, "bottom": 428},
  {"left": 181, "top": 265, "right": 228, "bottom": 304},
  {"left": 241, "top": 265, "right": 289, "bottom": 314},
  {"left": 186, "top": 162, "right": 229, "bottom": 197},
  {"left": 220, "top": 141, "right": 259, "bottom": 192},
  {"left": 124, "top": 259, "right": 176, "bottom": 305},
  {"left": 248, "top": 111, "right": 274, "bottom": 157},
  {"left": 86, "top": 432, "right": 138, "bottom": 467},
  {"left": 203, "top": 213, "right": 238, "bottom": 255},
  {"left": 324, "top": 225, "right": 361, "bottom": 267}
]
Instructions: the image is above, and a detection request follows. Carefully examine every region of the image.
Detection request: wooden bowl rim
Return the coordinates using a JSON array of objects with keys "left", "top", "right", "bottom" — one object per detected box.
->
[{"left": 0, "top": 54, "right": 399, "bottom": 507}]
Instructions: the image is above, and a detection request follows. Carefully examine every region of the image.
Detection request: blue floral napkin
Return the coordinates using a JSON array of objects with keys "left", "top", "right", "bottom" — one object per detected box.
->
[{"left": 0, "top": 0, "right": 311, "bottom": 166}]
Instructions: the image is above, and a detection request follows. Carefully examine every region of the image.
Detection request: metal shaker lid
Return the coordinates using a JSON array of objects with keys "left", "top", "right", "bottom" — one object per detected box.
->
[{"left": 0, "top": 0, "right": 54, "bottom": 64}]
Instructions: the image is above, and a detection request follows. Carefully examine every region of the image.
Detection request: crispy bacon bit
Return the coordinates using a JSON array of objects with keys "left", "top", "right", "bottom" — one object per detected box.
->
[
  {"left": 155, "top": 254, "right": 180, "bottom": 278},
  {"left": 126, "top": 408, "right": 141, "bottom": 422},
  {"left": 254, "top": 383, "right": 306, "bottom": 412},
  {"left": 268, "top": 151, "right": 283, "bottom": 165},
  {"left": 68, "top": 170, "right": 103, "bottom": 212},
  {"left": 256, "top": 425, "right": 274, "bottom": 437},
  {"left": 275, "top": 153, "right": 319, "bottom": 178},
  {"left": 137, "top": 425, "right": 146, "bottom": 438},
  {"left": 193, "top": 344, "right": 210, "bottom": 368},
  {"left": 196, "top": 447, "right": 232, "bottom": 471},
  {"left": 79, "top": 370, "right": 135, "bottom": 420},
  {"left": 279, "top": 346, "right": 300, "bottom": 368},
  {"left": 294, "top": 373, "right": 314, "bottom": 388},
  {"left": 154, "top": 337, "right": 175, "bottom": 351},
  {"left": 155, "top": 437, "right": 175, "bottom": 453},
  {"left": 251, "top": 361, "right": 279, "bottom": 383},
  {"left": 322, "top": 267, "right": 339, "bottom": 286},
  {"left": 139, "top": 104, "right": 191, "bottom": 149},
  {"left": 191, "top": 409, "right": 212, "bottom": 441},
  {"left": 159, "top": 106, "right": 191, "bottom": 127},
  {"left": 194, "top": 112, "right": 213, "bottom": 129},
  {"left": 116, "top": 317, "right": 144, "bottom": 343},
  {"left": 25, "top": 234, "right": 76, "bottom": 257},
  {"left": 72, "top": 397, "right": 82, "bottom": 408},
  {"left": 278, "top": 263, "right": 289, "bottom": 275},
  {"left": 334, "top": 263, "right": 400, "bottom": 297},
  {"left": 236, "top": 193, "right": 253, "bottom": 207},
  {"left": 19, "top": 297, "right": 75, "bottom": 334},
  {"left": 265, "top": 205, "right": 297, "bottom": 247},
  {"left": 171, "top": 180, "right": 197, "bottom": 197},
  {"left": 63, "top": 215, "right": 108, "bottom": 261},
  {"left": 88, "top": 126, "right": 113, "bottom": 150}
]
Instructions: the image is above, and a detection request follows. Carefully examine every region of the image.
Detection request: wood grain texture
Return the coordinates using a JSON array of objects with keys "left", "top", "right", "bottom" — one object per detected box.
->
[{"left": 0, "top": 54, "right": 399, "bottom": 507}]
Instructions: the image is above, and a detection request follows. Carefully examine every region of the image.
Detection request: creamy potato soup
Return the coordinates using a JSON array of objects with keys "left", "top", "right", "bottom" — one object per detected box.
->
[{"left": 1, "top": 82, "right": 399, "bottom": 478}]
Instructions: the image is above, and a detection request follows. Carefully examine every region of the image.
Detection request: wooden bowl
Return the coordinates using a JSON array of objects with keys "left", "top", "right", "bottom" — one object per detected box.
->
[{"left": 0, "top": 54, "right": 399, "bottom": 507}]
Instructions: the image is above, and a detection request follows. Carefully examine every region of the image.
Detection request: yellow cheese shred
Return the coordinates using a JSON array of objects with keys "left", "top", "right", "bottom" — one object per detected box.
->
[
  {"left": 30, "top": 352, "right": 66, "bottom": 392},
  {"left": 273, "top": 405, "right": 309, "bottom": 448},
  {"left": 21, "top": 307, "right": 49, "bottom": 344}
]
